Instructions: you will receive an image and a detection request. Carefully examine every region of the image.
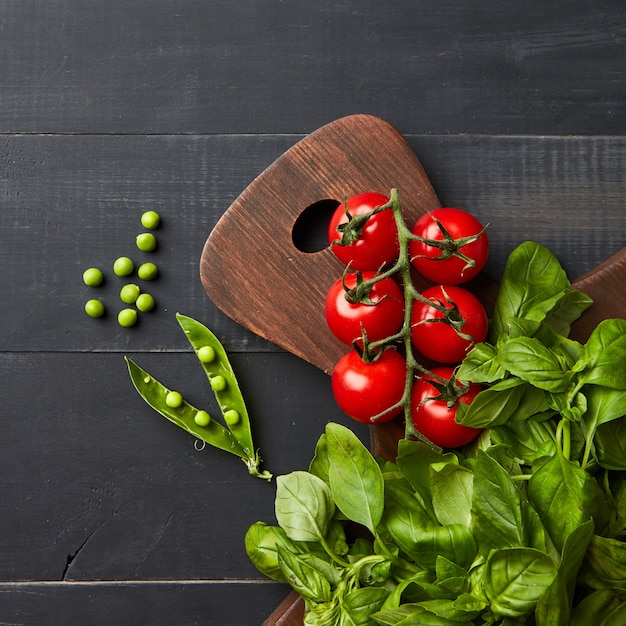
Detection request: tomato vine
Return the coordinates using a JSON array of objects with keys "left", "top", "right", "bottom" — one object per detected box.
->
[{"left": 328, "top": 188, "right": 488, "bottom": 445}]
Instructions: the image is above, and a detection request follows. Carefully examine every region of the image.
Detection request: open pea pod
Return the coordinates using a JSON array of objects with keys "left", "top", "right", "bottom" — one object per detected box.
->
[
  {"left": 125, "top": 315, "right": 272, "bottom": 481},
  {"left": 175, "top": 313, "right": 258, "bottom": 456}
]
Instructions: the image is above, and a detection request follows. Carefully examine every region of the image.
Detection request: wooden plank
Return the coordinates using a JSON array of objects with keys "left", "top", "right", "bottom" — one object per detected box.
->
[
  {"left": 0, "top": 1, "right": 625, "bottom": 135},
  {"left": 0, "top": 351, "right": 368, "bottom": 581},
  {"left": 0, "top": 133, "right": 294, "bottom": 353},
  {"left": 1, "top": 133, "right": 624, "bottom": 353},
  {"left": 0, "top": 581, "right": 289, "bottom": 625},
  {"left": 415, "top": 135, "right": 626, "bottom": 280}
]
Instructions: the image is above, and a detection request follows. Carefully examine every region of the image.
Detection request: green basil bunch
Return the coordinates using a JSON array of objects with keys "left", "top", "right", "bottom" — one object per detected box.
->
[
  {"left": 247, "top": 421, "right": 626, "bottom": 625},
  {"left": 457, "top": 241, "right": 626, "bottom": 473},
  {"left": 247, "top": 242, "right": 626, "bottom": 624}
]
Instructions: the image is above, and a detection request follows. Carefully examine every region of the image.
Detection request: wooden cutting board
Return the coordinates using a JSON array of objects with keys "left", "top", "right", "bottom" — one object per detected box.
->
[
  {"left": 201, "top": 114, "right": 480, "bottom": 374},
  {"left": 200, "top": 114, "right": 626, "bottom": 626}
]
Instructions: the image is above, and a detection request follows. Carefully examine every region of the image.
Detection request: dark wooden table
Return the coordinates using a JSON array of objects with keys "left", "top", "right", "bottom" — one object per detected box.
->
[{"left": 1, "top": 2, "right": 625, "bottom": 624}]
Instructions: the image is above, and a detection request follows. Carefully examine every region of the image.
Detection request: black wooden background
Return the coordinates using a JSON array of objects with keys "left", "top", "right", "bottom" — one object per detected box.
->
[{"left": 1, "top": 2, "right": 625, "bottom": 624}]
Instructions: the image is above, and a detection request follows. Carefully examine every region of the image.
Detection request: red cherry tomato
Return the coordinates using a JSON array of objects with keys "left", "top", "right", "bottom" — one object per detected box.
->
[
  {"left": 411, "top": 285, "right": 488, "bottom": 364},
  {"left": 411, "top": 367, "right": 483, "bottom": 448},
  {"left": 328, "top": 192, "right": 399, "bottom": 270},
  {"left": 331, "top": 349, "right": 406, "bottom": 424},
  {"left": 325, "top": 271, "right": 404, "bottom": 346},
  {"left": 410, "top": 208, "right": 488, "bottom": 284}
]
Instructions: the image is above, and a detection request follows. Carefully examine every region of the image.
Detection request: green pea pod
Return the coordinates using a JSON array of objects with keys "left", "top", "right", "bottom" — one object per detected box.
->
[
  {"left": 125, "top": 316, "right": 272, "bottom": 482},
  {"left": 126, "top": 357, "right": 245, "bottom": 456},
  {"left": 175, "top": 313, "right": 257, "bottom": 457}
]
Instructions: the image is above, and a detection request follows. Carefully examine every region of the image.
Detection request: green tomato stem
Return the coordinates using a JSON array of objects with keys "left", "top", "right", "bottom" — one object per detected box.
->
[
  {"left": 341, "top": 190, "right": 472, "bottom": 445},
  {"left": 355, "top": 191, "right": 452, "bottom": 445}
]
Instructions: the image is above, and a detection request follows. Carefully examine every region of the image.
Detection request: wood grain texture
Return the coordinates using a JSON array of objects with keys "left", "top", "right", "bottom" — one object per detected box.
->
[
  {"left": 1, "top": 0, "right": 625, "bottom": 623},
  {"left": 263, "top": 591, "right": 305, "bottom": 626},
  {"left": 0, "top": 133, "right": 623, "bottom": 355},
  {"left": 0, "top": 581, "right": 289, "bottom": 625},
  {"left": 201, "top": 116, "right": 626, "bottom": 375},
  {"left": 201, "top": 114, "right": 461, "bottom": 374},
  {"left": 0, "top": 1, "right": 625, "bottom": 135},
  {"left": 1, "top": 133, "right": 624, "bottom": 354},
  {"left": 0, "top": 351, "right": 367, "bottom": 582}
]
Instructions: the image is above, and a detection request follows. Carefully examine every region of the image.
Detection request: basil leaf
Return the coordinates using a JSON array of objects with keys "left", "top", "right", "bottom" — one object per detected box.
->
[
  {"left": 535, "top": 519, "right": 594, "bottom": 626},
  {"left": 543, "top": 288, "right": 593, "bottom": 336},
  {"left": 548, "top": 389, "right": 587, "bottom": 422},
  {"left": 586, "top": 386, "right": 626, "bottom": 428},
  {"left": 381, "top": 479, "right": 476, "bottom": 570},
  {"left": 582, "top": 386, "right": 626, "bottom": 454},
  {"left": 483, "top": 547, "right": 558, "bottom": 619},
  {"left": 430, "top": 463, "right": 473, "bottom": 528},
  {"left": 489, "top": 419, "right": 556, "bottom": 465},
  {"left": 343, "top": 587, "right": 389, "bottom": 624},
  {"left": 580, "top": 534, "right": 626, "bottom": 591},
  {"left": 458, "top": 342, "right": 506, "bottom": 383},
  {"left": 435, "top": 556, "right": 470, "bottom": 596},
  {"left": 504, "top": 316, "right": 543, "bottom": 339},
  {"left": 379, "top": 595, "right": 485, "bottom": 623},
  {"left": 571, "top": 588, "right": 626, "bottom": 626},
  {"left": 497, "top": 337, "right": 570, "bottom": 391},
  {"left": 308, "top": 432, "right": 330, "bottom": 484},
  {"left": 244, "top": 522, "right": 293, "bottom": 582},
  {"left": 416, "top": 525, "right": 478, "bottom": 572},
  {"left": 472, "top": 451, "right": 548, "bottom": 555},
  {"left": 491, "top": 241, "right": 571, "bottom": 341},
  {"left": 298, "top": 551, "right": 342, "bottom": 587},
  {"left": 372, "top": 603, "right": 462, "bottom": 625},
  {"left": 325, "top": 518, "right": 349, "bottom": 557},
  {"left": 594, "top": 419, "right": 626, "bottom": 470},
  {"left": 456, "top": 378, "right": 549, "bottom": 428},
  {"left": 616, "top": 481, "right": 626, "bottom": 536},
  {"left": 303, "top": 601, "right": 341, "bottom": 626},
  {"left": 277, "top": 546, "right": 332, "bottom": 602},
  {"left": 380, "top": 478, "right": 431, "bottom": 549},
  {"left": 528, "top": 453, "right": 600, "bottom": 552},
  {"left": 275, "top": 471, "right": 334, "bottom": 542},
  {"left": 325, "top": 422, "right": 384, "bottom": 533},
  {"left": 573, "top": 318, "right": 626, "bottom": 390},
  {"left": 396, "top": 439, "right": 458, "bottom": 521}
]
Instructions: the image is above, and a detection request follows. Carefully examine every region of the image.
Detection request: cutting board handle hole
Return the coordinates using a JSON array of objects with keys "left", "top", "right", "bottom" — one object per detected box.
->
[{"left": 292, "top": 198, "right": 340, "bottom": 253}]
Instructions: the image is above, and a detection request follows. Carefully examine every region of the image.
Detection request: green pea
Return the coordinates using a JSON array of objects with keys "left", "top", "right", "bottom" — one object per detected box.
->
[
  {"left": 118, "top": 308, "right": 138, "bottom": 327},
  {"left": 194, "top": 410, "right": 211, "bottom": 427},
  {"left": 120, "top": 283, "right": 141, "bottom": 304},
  {"left": 224, "top": 409, "right": 240, "bottom": 426},
  {"left": 210, "top": 375, "right": 227, "bottom": 392},
  {"left": 83, "top": 267, "right": 104, "bottom": 287},
  {"left": 136, "top": 293, "right": 155, "bottom": 312},
  {"left": 197, "top": 346, "right": 216, "bottom": 363},
  {"left": 136, "top": 233, "right": 157, "bottom": 252},
  {"left": 137, "top": 262, "right": 158, "bottom": 281},
  {"left": 141, "top": 210, "right": 161, "bottom": 230},
  {"left": 165, "top": 391, "right": 183, "bottom": 408},
  {"left": 85, "top": 299, "right": 105, "bottom": 318},
  {"left": 113, "top": 256, "right": 135, "bottom": 277}
]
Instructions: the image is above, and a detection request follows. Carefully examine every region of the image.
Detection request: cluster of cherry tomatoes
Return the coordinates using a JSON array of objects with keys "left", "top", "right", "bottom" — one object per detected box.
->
[{"left": 324, "top": 191, "right": 489, "bottom": 448}]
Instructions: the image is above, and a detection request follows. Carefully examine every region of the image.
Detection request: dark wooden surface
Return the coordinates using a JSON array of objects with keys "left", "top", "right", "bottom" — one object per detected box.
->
[{"left": 2, "top": 2, "right": 625, "bottom": 624}]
